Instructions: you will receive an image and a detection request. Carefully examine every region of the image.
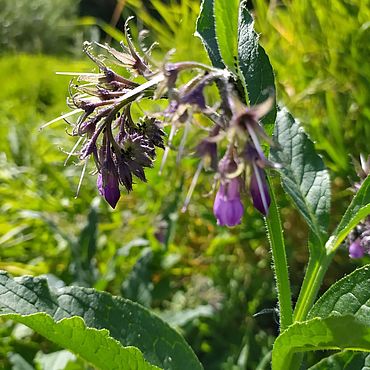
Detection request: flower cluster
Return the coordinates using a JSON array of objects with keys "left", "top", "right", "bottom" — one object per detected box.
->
[
  {"left": 346, "top": 155, "right": 370, "bottom": 258},
  {"left": 56, "top": 19, "right": 278, "bottom": 225}
]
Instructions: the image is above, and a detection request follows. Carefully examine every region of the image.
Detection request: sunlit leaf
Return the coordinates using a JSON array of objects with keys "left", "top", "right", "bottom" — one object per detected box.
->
[
  {"left": 0, "top": 272, "right": 204, "bottom": 370},
  {"left": 3, "top": 314, "right": 159, "bottom": 370},
  {"left": 308, "top": 351, "right": 370, "bottom": 370},
  {"left": 270, "top": 107, "right": 331, "bottom": 247},
  {"left": 238, "top": 1, "right": 276, "bottom": 126},
  {"left": 195, "top": 0, "right": 224, "bottom": 68},
  {"left": 214, "top": 0, "right": 239, "bottom": 73},
  {"left": 308, "top": 265, "right": 370, "bottom": 324},
  {"left": 272, "top": 315, "right": 370, "bottom": 370}
]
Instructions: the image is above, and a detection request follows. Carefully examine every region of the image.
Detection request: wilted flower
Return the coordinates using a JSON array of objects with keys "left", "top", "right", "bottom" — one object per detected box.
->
[{"left": 195, "top": 127, "right": 219, "bottom": 171}]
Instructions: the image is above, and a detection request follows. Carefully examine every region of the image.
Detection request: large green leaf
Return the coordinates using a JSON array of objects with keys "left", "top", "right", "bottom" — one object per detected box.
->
[
  {"left": 308, "top": 265, "right": 370, "bottom": 323},
  {"left": 308, "top": 351, "right": 370, "bottom": 370},
  {"left": 3, "top": 314, "right": 159, "bottom": 370},
  {"left": 272, "top": 315, "right": 370, "bottom": 370},
  {"left": 0, "top": 271, "right": 203, "bottom": 370},
  {"left": 196, "top": 0, "right": 239, "bottom": 72},
  {"left": 269, "top": 108, "right": 331, "bottom": 246},
  {"left": 195, "top": 0, "right": 224, "bottom": 68},
  {"left": 196, "top": 0, "right": 276, "bottom": 127},
  {"left": 214, "top": 0, "right": 239, "bottom": 73},
  {"left": 326, "top": 176, "right": 370, "bottom": 253},
  {"left": 237, "top": 1, "right": 276, "bottom": 127}
]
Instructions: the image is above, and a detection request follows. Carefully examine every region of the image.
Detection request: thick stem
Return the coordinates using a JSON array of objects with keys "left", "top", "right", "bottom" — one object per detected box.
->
[
  {"left": 287, "top": 251, "right": 332, "bottom": 370},
  {"left": 265, "top": 180, "right": 293, "bottom": 331}
]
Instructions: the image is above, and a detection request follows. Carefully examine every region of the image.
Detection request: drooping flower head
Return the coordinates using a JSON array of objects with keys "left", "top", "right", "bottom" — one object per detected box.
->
[{"left": 50, "top": 19, "right": 279, "bottom": 221}]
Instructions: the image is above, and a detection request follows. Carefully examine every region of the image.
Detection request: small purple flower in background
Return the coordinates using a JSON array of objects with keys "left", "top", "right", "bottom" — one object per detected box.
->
[
  {"left": 348, "top": 239, "right": 364, "bottom": 259},
  {"left": 346, "top": 154, "right": 370, "bottom": 258},
  {"left": 346, "top": 217, "right": 370, "bottom": 259},
  {"left": 213, "top": 177, "right": 244, "bottom": 227}
]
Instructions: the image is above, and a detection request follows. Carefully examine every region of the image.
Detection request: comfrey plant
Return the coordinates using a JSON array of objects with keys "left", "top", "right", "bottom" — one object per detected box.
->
[
  {"left": 52, "top": 22, "right": 277, "bottom": 226},
  {"left": 0, "top": 1, "right": 369, "bottom": 370}
]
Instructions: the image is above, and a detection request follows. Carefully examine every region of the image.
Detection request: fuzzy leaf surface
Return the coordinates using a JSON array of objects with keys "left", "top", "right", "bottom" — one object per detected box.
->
[
  {"left": 308, "top": 351, "right": 370, "bottom": 370},
  {"left": 238, "top": 1, "right": 276, "bottom": 126},
  {"left": 272, "top": 316, "right": 370, "bottom": 370},
  {"left": 214, "top": 0, "right": 239, "bottom": 73},
  {"left": 195, "top": 0, "right": 224, "bottom": 68},
  {"left": 2, "top": 314, "right": 159, "bottom": 370},
  {"left": 0, "top": 272, "right": 203, "bottom": 370},
  {"left": 270, "top": 108, "right": 331, "bottom": 246},
  {"left": 308, "top": 265, "right": 370, "bottom": 324}
]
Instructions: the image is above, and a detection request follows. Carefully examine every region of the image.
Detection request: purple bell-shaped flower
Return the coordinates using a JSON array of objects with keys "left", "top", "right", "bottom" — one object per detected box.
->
[
  {"left": 348, "top": 238, "right": 365, "bottom": 259},
  {"left": 213, "top": 177, "right": 244, "bottom": 227}
]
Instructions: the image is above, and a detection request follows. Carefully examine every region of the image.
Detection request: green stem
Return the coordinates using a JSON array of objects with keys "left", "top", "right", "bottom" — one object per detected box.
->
[
  {"left": 293, "top": 250, "right": 333, "bottom": 322},
  {"left": 289, "top": 250, "right": 333, "bottom": 370},
  {"left": 265, "top": 180, "right": 293, "bottom": 331}
]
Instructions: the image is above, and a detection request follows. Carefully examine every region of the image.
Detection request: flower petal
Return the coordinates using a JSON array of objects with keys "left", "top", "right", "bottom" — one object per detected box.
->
[
  {"left": 349, "top": 239, "right": 365, "bottom": 259},
  {"left": 250, "top": 164, "right": 270, "bottom": 216}
]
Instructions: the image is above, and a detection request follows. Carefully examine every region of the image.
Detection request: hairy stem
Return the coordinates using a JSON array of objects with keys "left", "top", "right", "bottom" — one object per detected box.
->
[{"left": 265, "top": 179, "right": 293, "bottom": 331}]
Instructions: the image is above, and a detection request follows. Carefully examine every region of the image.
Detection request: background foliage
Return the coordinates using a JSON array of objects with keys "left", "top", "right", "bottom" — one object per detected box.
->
[{"left": 0, "top": 0, "right": 369, "bottom": 369}]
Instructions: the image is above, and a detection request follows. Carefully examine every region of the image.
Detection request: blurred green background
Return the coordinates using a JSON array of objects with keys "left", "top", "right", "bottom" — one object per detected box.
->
[{"left": 0, "top": 0, "right": 369, "bottom": 369}]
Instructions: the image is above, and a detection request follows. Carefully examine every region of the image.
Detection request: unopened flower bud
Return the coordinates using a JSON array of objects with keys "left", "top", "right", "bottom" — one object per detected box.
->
[{"left": 97, "top": 172, "right": 121, "bottom": 209}]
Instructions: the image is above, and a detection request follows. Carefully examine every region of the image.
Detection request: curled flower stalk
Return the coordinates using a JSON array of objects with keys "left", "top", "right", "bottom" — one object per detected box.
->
[{"left": 52, "top": 19, "right": 278, "bottom": 226}]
